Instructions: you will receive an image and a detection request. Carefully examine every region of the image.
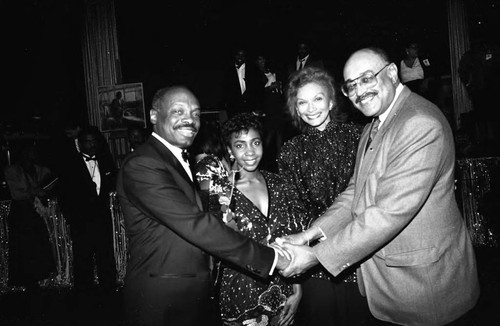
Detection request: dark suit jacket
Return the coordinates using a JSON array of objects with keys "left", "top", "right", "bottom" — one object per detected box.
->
[
  {"left": 285, "top": 54, "right": 325, "bottom": 81},
  {"left": 57, "top": 141, "right": 117, "bottom": 223},
  {"left": 221, "top": 62, "right": 260, "bottom": 116},
  {"left": 116, "top": 136, "right": 275, "bottom": 325}
]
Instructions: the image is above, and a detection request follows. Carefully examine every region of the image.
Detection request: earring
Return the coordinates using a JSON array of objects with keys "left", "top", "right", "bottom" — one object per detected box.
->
[{"left": 229, "top": 153, "right": 235, "bottom": 161}]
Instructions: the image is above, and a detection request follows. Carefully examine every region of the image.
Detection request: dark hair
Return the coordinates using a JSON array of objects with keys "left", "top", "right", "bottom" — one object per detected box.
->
[
  {"left": 221, "top": 113, "right": 263, "bottom": 148},
  {"left": 127, "top": 125, "right": 144, "bottom": 136},
  {"left": 189, "top": 120, "right": 226, "bottom": 159},
  {"left": 77, "top": 125, "right": 102, "bottom": 142},
  {"left": 77, "top": 125, "right": 110, "bottom": 156},
  {"left": 285, "top": 67, "right": 341, "bottom": 131}
]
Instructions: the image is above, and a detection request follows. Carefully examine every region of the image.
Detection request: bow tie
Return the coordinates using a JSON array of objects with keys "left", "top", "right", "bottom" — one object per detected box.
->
[
  {"left": 81, "top": 153, "right": 96, "bottom": 161},
  {"left": 181, "top": 149, "right": 190, "bottom": 163}
]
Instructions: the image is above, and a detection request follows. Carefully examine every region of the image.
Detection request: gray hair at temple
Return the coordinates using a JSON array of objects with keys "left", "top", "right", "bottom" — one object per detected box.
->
[{"left": 285, "top": 67, "right": 340, "bottom": 132}]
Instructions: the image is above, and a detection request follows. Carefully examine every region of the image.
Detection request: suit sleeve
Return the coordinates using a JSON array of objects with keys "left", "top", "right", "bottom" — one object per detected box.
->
[
  {"left": 313, "top": 112, "right": 447, "bottom": 276},
  {"left": 121, "top": 155, "right": 275, "bottom": 278}
]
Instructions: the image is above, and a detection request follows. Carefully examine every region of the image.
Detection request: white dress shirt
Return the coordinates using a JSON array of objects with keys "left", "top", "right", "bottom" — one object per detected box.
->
[
  {"left": 296, "top": 54, "right": 309, "bottom": 70},
  {"left": 82, "top": 153, "right": 101, "bottom": 195},
  {"left": 378, "top": 83, "right": 404, "bottom": 129},
  {"left": 236, "top": 63, "right": 246, "bottom": 94},
  {"left": 152, "top": 133, "right": 193, "bottom": 181}
]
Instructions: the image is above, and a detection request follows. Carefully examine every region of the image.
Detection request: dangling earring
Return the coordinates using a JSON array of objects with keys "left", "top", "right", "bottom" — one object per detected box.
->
[{"left": 229, "top": 152, "right": 235, "bottom": 161}]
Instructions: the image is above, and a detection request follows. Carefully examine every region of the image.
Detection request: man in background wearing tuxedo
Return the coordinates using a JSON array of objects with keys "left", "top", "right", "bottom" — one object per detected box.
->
[
  {"left": 221, "top": 47, "right": 260, "bottom": 117},
  {"left": 57, "top": 126, "right": 117, "bottom": 294}
]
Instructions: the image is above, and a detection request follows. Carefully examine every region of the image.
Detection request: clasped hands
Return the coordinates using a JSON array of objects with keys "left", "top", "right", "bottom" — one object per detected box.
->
[{"left": 270, "top": 227, "right": 321, "bottom": 278}]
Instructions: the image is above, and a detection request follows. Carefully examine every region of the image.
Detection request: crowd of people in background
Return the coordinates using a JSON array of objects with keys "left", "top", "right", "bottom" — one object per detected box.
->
[{"left": 0, "top": 37, "right": 492, "bottom": 326}]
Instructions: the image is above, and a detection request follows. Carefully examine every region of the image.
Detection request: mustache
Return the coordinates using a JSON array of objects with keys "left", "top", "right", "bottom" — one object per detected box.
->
[
  {"left": 175, "top": 123, "right": 198, "bottom": 132},
  {"left": 355, "top": 91, "right": 378, "bottom": 104}
]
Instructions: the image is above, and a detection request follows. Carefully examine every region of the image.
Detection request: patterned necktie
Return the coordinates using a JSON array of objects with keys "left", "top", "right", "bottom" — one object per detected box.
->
[{"left": 365, "top": 117, "right": 380, "bottom": 153}]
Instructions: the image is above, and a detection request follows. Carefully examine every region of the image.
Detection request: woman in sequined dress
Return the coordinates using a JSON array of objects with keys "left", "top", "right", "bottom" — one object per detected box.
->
[
  {"left": 277, "top": 67, "right": 371, "bottom": 325},
  {"left": 217, "top": 113, "right": 306, "bottom": 326}
]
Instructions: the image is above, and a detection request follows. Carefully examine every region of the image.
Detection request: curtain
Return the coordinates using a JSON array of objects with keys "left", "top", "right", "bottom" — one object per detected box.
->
[
  {"left": 82, "top": 0, "right": 122, "bottom": 128},
  {"left": 447, "top": 0, "right": 473, "bottom": 129}
]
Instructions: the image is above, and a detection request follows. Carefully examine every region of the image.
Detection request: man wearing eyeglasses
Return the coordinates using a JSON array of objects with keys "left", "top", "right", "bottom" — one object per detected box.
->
[{"left": 278, "top": 47, "right": 479, "bottom": 325}]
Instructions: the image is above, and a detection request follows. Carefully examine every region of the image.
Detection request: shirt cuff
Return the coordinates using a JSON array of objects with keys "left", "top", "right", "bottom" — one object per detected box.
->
[
  {"left": 269, "top": 248, "right": 279, "bottom": 275},
  {"left": 317, "top": 226, "right": 327, "bottom": 241}
]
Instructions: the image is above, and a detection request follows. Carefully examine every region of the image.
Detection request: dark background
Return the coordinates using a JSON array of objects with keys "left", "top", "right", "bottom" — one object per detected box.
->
[{"left": 1, "top": 0, "right": 499, "bottom": 133}]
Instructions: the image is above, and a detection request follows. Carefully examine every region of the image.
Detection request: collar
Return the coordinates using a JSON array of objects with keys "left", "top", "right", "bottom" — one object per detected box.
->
[
  {"left": 152, "top": 132, "right": 185, "bottom": 162},
  {"left": 378, "top": 83, "right": 404, "bottom": 128},
  {"left": 306, "top": 119, "right": 337, "bottom": 136},
  {"left": 74, "top": 138, "right": 80, "bottom": 153},
  {"left": 81, "top": 152, "right": 96, "bottom": 161},
  {"left": 298, "top": 54, "right": 310, "bottom": 63}
]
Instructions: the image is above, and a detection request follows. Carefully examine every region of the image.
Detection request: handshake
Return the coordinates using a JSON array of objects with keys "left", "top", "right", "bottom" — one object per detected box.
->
[{"left": 270, "top": 226, "right": 323, "bottom": 278}]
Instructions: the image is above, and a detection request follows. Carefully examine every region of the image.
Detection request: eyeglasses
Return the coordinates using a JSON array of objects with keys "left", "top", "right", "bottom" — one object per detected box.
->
[{"left": 341, "top": 63, "right": 391, "bottom": 97}]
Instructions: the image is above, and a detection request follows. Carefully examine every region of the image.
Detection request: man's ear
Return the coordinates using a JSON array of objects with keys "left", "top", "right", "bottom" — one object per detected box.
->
[
  {"left": 388, "top": 63, "right": 399, "bottom": 84},
  {"left": 150, "top": 109, "right": 157, "bottom": 125}
]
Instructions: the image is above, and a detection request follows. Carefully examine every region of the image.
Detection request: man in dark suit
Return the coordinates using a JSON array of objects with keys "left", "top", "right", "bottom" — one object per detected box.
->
[
  {"left": 116, "top": 86, "right": 290, "bottom": 326},
  {"left": 57, "top": 126, "right": 117, "bottom": 293},
  {"left": 285, "top": 39, "right": 325, "bottom": 80},
  {"left": 221, "top": 47, "right": 260, "bottom": 117}
]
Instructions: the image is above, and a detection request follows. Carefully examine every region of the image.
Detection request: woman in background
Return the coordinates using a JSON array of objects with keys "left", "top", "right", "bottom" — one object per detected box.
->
[
  {"left": 4, "top": 146, "right": 56, "bottom": 291},
  {"left": 277, "top": 67, "right": 370, "bottom": 325}
]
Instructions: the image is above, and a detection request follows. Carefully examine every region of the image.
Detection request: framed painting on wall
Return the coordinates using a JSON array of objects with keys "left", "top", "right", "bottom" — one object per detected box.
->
[{"left": 98, "top": 83, "right": 146, "bottom": 132}]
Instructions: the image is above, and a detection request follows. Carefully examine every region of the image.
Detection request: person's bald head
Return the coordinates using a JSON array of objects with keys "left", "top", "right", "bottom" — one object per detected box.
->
[{"left": 342, "top": 47, "right": 399, "bottom": 118}]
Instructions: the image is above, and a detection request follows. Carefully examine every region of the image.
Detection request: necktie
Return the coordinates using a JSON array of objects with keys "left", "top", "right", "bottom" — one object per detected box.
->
[
  {"left": 298, "top": 59, "right": 305, "bottom": 70},
  {"left": 181, "top": 149, "right": 190, "bottom": 163},
  {"left": 365, "top": 117, "right": 380, "bottom": 153}
]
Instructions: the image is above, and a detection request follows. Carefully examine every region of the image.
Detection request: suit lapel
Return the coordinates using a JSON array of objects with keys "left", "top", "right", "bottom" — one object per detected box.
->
[
  {"left": 76, "top": 154, "right": 99, "bottom": 194},
  {"left": 150, "top": 138, "right": 192, "bottom": 184},
  {"left": 148, "top": 138, "right": 204, "bottom": 211},
  {"left": 353, "top": 86, "right": 412, "bottom": 207}
]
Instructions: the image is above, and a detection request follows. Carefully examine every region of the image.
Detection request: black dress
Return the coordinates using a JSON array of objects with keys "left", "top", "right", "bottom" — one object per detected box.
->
[
  {"left": 217, "top": 171, "right": 306, "bottom": 326},
  {"left": 277, "top": 119, "right": 372, "bottom": 325}
]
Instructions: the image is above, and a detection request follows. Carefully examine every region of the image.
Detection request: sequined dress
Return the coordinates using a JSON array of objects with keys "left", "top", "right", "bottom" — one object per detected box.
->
[
  {"left": 218, "top": 171, "right": 305, "bottom": 326},
  {"left": 277, "top": 120, "right": 363, "bottom": 282}
]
